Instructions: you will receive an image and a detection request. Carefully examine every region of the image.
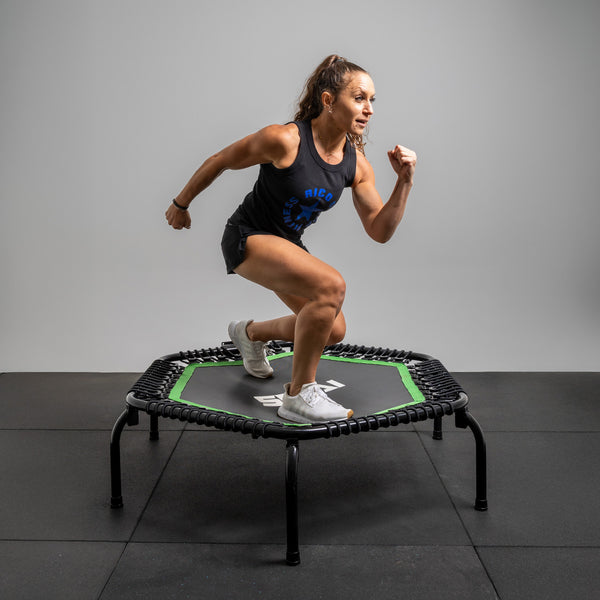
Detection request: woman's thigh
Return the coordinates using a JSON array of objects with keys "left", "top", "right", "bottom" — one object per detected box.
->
[{"left": 234, "top": 234, "right": 345, "bottom": 303}]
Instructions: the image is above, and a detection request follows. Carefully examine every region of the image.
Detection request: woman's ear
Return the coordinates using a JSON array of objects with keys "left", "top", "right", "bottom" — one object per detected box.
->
[{"left": 321, "top": 90, "right": 335, "bottom": 112}]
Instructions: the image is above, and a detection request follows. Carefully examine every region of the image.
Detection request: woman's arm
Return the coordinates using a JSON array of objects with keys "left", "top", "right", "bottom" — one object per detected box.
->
[
  {"left": 351, "top": 145, "right": 417, "bottom": 243},
  {"left": 165, "top": 124, "right": 299, "bottom": 230}
]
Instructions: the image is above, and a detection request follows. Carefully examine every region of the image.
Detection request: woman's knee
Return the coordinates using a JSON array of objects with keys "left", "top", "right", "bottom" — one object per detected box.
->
[
  {"left": 317, "top": 270, "right": 346, "bottom": 311},
  {"left": 327, "top": 315, "right": 346, "bottom": 345}
]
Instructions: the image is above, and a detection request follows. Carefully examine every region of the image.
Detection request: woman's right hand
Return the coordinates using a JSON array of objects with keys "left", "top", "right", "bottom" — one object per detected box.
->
[{"left": 165, "top": 202, "right": 191, "bottom": 230}]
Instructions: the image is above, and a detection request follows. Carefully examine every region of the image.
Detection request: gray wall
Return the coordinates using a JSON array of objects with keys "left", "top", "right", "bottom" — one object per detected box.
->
[{"left": 1, "top": 0, "right": 599, "bottom": 371}]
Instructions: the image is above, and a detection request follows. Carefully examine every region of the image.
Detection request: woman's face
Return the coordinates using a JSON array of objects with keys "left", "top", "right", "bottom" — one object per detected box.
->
[{"left": 330, "top": 72, "right": 376, "bottom": 135}]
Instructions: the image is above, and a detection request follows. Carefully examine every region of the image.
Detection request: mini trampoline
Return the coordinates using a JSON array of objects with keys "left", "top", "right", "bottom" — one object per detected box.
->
[{"left": 110, "top": 342, "right": 487, "bottom": 565}]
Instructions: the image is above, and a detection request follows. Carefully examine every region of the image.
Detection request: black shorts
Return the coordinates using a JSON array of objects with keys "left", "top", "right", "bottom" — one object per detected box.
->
[{"left": 221, "top": 219, "right": 309, "bottom": 274}]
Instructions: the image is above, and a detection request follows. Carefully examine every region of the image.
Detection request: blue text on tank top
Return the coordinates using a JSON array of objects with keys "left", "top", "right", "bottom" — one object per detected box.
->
[{"left": 283, "top": 187, "right": 337, "bottom": 232}]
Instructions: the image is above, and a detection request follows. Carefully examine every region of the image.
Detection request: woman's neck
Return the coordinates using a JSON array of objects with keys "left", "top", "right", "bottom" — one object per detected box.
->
[{"left": 311, "top": 115, "right": 346, "bottom": 163}]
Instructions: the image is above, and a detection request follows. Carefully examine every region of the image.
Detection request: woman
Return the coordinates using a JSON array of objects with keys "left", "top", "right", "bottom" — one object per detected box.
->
[{"left": 165, "top": 55, "right": 417, "bottom": 424}]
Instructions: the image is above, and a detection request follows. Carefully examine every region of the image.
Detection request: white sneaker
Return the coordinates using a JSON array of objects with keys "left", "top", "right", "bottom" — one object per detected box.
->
[
  {"left": 277, "top": 382, "right": 354, "bottom": 423},
  {"left": 228, "top": 320, "right": 274, "bottom": 379}
]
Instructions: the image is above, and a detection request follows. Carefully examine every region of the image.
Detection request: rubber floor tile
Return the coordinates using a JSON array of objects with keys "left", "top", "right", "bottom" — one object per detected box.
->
[
  {"left": 0, "top": 372, "right": 186, "bottom": 431},
  {"left": 478, "top": 547, "right": 600, "bottom": 600},
  {"left": 100, "top": 543, "right": 499, "bottom": 600},
  {"left": 0, "top": 429, "right": 180, "bottom": 540},
  {"left": 420, "top": 431, "right": 600, "bottom": 546},
  {"left": 131, "top": 430, "right": 471, "bottom": 546},
  {"left": 0, "top": 540, "right": 125, "bottom": 600}
]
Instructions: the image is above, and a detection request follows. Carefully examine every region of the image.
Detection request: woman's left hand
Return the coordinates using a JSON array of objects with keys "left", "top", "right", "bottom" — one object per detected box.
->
[
  {"left": 387, "top": 145, "right": 417, "bottom": 183},
  {"left": 165, "top": 202, "right": 192, "bottom": 230}
]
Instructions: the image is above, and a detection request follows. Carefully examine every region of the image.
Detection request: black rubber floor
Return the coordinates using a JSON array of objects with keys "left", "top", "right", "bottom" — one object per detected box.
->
[{"left": 1, "top": 369, "right": 598, "bottom": 599}]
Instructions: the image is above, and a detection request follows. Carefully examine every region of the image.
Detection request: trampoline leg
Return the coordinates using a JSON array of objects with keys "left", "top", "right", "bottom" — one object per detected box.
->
[
  {"left": 149, "top": 413, "right": 159, "bottom": 441},
  {"left": 455, "top": 409, "right": 488, "bottom": 511},
  {"left": 285, "top": 439, "right": 301, "bottom": 566},
  {"left": 433, "top": 416, "right": 443, "bottom": 440},
  {"left": 110, "top": 406, "right": 139, "bottom": 508}
]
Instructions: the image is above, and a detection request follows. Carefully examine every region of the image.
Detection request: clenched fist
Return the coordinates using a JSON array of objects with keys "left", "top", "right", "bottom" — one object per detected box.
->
[
  {"left": 387, "top": 145, "right": 417, "bottom": 183},
  {"left": 165, "top": 202, "right": 191, "bottom": 230}
]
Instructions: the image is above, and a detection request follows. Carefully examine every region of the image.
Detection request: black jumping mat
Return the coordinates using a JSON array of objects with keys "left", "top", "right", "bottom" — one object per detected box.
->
[{"left": 168, "top": 352, "right": 425, "bottom": 425}]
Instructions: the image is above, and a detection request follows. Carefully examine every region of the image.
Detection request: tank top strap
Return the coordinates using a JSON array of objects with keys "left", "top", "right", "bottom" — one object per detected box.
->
[
  {"left": 294, "top": 120, "right": 356, "bottom": 184},
  {"left": 291, "top": 120, "right": 311, "bottom": 163}
]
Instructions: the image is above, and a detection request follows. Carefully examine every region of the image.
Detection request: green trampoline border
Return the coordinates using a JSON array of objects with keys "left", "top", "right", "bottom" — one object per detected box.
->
[{"left": 167, "top": 351, "right": 426, "bottom": 426}]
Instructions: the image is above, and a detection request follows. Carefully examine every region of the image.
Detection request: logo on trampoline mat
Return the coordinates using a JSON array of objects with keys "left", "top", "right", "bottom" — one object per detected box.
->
[{"left": 254, "top": 380, "right": 345, "bottom": 407}]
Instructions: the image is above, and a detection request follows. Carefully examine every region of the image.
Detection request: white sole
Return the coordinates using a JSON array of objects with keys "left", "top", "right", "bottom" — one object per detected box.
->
[
  {"left": 277, "top": 407, "right": 314, "bottom": 424},
  {"left": 244, "top": 362, "right": 274, "bottom": 379},
  {"left": 277, "top": 406, "right": 351, "bottom": 424}
]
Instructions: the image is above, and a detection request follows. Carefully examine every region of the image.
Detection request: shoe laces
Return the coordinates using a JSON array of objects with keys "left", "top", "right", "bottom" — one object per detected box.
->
[{"left": 303, "top": 383, "right": 340, "bottom": 408}]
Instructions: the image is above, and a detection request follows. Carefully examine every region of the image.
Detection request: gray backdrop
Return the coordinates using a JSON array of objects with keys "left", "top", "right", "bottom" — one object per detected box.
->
[{"left": 1, "top": 0, "right": 599, "bottom": 371}]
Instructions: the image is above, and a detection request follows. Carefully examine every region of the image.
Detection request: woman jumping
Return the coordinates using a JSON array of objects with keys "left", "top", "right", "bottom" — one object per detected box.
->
[{"left": 165, "top": 54, "right": 417, "bottom": 424}]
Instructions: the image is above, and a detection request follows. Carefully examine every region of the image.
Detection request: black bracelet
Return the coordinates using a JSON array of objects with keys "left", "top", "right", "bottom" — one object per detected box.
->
[{"left": 172, "top": 199, "right": 188, "bottom": 211}]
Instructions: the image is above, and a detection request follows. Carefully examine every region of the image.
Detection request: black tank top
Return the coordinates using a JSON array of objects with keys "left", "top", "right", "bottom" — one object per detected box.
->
[{"left": 228, "top": 120, "right": 357, "bottom": 242}]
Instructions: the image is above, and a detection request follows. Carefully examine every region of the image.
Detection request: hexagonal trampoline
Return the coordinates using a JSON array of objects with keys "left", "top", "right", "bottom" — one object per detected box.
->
[{"left": 110, "top": 342, "right": 487, "bottom": 565}]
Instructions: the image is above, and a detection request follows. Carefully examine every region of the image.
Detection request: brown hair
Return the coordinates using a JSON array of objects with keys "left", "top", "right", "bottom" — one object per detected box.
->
[{"left": 294, "top": 54, "right": 369, "bottom": 153}]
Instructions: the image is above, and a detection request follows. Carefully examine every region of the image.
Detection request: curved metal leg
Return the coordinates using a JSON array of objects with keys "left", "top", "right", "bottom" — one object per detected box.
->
[
  {"left": 455, "top": 409, "right": 488, "bottom": 511},
  {"left": 433, "top": 416, "right": 443, "bottom": 440},
  {"left": 150, "top": 414, "right": 159, "bottom": 441},
  {"left": 285, "top": 440, "right": 301, "bottom": 565},
  {"left": 110, "top": 406, "right": 139, "bottom": 508}
]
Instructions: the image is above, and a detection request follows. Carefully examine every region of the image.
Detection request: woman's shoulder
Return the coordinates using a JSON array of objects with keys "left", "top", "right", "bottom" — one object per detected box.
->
[
  {"left": 351, "top": 147, "right": 375, "bottom": 186},
  {"left": 258, "top": 123, "right": 300, "bottom": 151},
  {"left": 255, "top": 123, "right": 301, "bottom": 169}
]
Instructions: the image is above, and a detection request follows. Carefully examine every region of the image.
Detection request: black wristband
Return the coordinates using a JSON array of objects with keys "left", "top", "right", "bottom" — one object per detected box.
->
[{"left": 172, "top": 199, "right": 188, "bottom": 211}]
